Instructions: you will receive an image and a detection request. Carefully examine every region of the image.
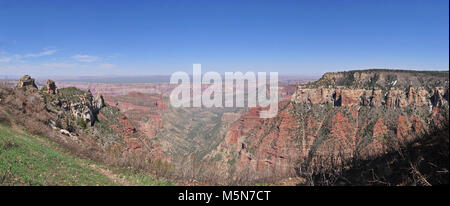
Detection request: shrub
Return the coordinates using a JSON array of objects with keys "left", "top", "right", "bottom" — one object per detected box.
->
[
  {"left": 1, "top": 139, "right": 18, "bottom": 150},
  {"left": 0, "top": 112, "right": 11, "bottom": 127},
  {"left": 77, "top": 118, "right": 87, "bottom": 129}
]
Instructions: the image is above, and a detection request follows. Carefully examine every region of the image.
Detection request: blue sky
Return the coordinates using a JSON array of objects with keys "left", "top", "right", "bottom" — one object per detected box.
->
[{"left": 0, "top": 0, "right": 448, "bottom": 77}]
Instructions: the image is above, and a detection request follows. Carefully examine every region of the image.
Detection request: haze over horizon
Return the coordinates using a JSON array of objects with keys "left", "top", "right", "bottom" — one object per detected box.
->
[{"left": 1, "top": 0, "right": 449, "bottom": 77}]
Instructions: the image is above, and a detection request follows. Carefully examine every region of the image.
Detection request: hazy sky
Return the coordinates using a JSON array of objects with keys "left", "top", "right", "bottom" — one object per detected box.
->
[{"left": 0, "top": 0, "right": 448, "bottom": 77}]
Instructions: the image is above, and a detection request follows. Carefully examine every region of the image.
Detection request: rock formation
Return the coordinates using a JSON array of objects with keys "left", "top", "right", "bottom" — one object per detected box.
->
[
  {"left": 94, "top": 93, "right": 105, "bottom": 111},
  {"left": 43, "top": 86, "right": 106, "bottom": 127},
  {"left": 292, "top": 86, "right": 448, "bottom": 109},
  {"left": 45, "top": 79, "right": 57, "bottom": 94},
  {"left": 14, "top": 75, "right": 38, "bottom": 91}
]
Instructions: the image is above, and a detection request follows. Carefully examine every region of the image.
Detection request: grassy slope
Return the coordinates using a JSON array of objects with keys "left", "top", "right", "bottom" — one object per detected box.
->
[{"left": 0, "top": 124, "right": 173, "bottom": 186}]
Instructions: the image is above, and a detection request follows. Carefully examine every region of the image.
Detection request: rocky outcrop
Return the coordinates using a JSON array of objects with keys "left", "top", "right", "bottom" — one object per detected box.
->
[
  {"left": 15, "top": 75, "right": 38, "bottom": 91},
  {"left": 5, "top": 75, "right": 159, "bottom": 162},
  {"left": 291, "top": 88, "right": 334, "bottom": 104},
  {"left": 94, "top": 93, "right": 105, "bottom": 111},
  {"left": 370, "top": 89, "right": 383, "bottom": 107},
  {"left": 407, "top": 87, "right": 429, "bottom": 106},
  {"left": 44, "top": 86, "right": 105, "bottom": 127},
  {"left": 45, "top": 79, "right": 57, "bottom": 94},
  {"left": 430, "top": 87, "right": 446, "bottom": 107},
  {"left": 385, "top": 89, "right": 408, "bottom": 108}
]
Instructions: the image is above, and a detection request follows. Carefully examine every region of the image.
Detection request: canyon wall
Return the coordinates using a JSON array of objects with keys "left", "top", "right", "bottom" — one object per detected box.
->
[{"left": 206, "top": 70, "right": 449, "bottom": 181}]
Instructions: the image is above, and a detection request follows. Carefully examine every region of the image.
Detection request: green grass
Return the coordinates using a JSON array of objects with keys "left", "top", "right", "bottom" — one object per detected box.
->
[
  {"left": 0, "top": 124, "right": 172, "bottom": 186},
  {"left": 112, "top": 168, "right": 175, "bottom": 186},
  {"left": 0, "top": 125, "right": 114, "bottom": 185}
]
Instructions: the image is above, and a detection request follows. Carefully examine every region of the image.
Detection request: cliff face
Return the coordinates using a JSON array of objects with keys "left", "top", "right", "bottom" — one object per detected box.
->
[
  {"left": 207, "top": 70, "right": 449, "bottom": 181},
  {"left": 316, "top": 69, "right": 448, "bottom": 89},
  {"left": 291, "top": 86, "right": 447, "bottom": 109}
]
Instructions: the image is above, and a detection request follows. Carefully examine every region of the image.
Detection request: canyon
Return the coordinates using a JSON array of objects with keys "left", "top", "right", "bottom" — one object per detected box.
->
[{"left": 1, "top": 69, "right": 448, "bottom": 185}]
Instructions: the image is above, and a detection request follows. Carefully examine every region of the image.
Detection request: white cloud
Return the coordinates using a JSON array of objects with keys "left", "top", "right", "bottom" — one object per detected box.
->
[
  {"left": 0, "top": 48, "right": 57, "bottom": 63},
  {"left": 72, "top": 54, "right": 99, "bottom": 63},
  {"left": 25, "top": 49, "right": 58, "bottom": 58},
  {"left": 0, "top": 56, "right": 11, "bottom": 63},
  {"left": 41, "top": 63, "right": 76, "bottom": 69}
]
